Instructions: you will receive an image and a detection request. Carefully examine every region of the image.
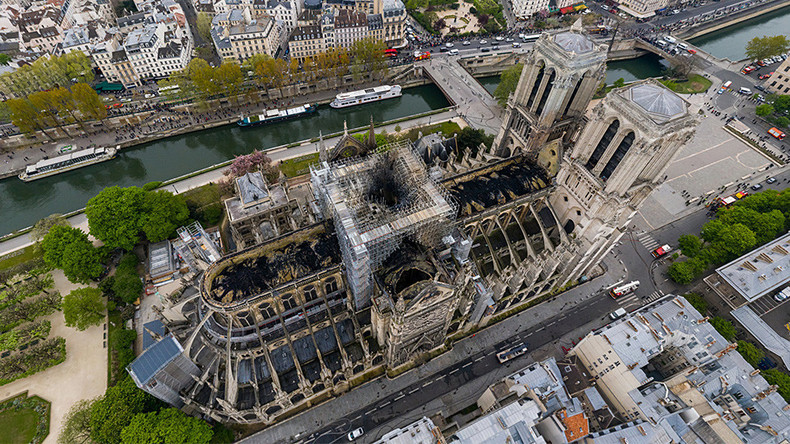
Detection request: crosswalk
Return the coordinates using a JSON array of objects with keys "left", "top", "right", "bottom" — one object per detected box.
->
[
  {"left": 616, "top": 290, "right": 664, "bottom": 310},
  {"left": 636, "top": 232, "right": 659, "bottom": 251}
]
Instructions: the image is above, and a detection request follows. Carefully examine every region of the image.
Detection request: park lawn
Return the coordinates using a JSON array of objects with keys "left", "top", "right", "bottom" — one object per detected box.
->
[
  {"left": 660, "top": 74, "right": 712, "bottom": 94},
  {"left": 403, "top": 121, "right": 463, "bottom": 141},
  {"left": 181, "top": 183, "right": 222, "bottom": 209},
  {"left": 0, "top": 245, "right": 43, "bottom": 271},
  {"left": 280, "top": 153, "right": 320, "bottom": 178},
  {"left": 0, "top": 407, "right": 39, "bottom": 444}
]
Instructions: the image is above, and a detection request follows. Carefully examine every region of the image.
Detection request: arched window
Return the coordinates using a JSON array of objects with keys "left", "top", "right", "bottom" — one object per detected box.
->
[
  {"left": 561, "top": 76, "right": 583, "bottom": 117},
  {"left": 259, "top": 303, "right": 276, "bottom": 319},
  {"left": 600, "top": 131, "right": 635, "bottom": 181},
  {"left": 324, "top": 277, "right": 338, "bottom": 295},
  {"left": 585, "top": 120, "right": 619, "bottom": 172},
  {"left": 281, "top": 293, "right": 297, "bottom": 311},
  {"left": 535, "top": 70, "right": 556, "bottom": 116},
  {"left": 526, "top": 65, "right": 544, "bottom": 110},
  {"left": 303, "top": 286, "right": 318, "bottom": 303}
]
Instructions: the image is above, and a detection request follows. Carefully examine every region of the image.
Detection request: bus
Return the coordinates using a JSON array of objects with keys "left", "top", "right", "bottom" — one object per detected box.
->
[
  {"left": 158, "top": 84, "right": 180, "bottom": 94},
  {"left": 717, "top": 80, "right": 732, "bottom": 94},
  {"left": 497, "top": 343, "right": 529, "bottom": 364},
  {"left": 414, "top": 51, "right": 431, "bottom": 61},
  {"left": 520, "top": 33, "right": 541, "bottom": 42},
  {"left": 714, "top": 191, "right": 749, "bottom": 209},
  {"left": 609, "top": 281, "right": 639, "bottom": 299},
  {"left": 384, "top": 49, "right": 398, "bottom": 58},
  {"left": 768, "top": 127, "right": 786, "bottom": 140}
]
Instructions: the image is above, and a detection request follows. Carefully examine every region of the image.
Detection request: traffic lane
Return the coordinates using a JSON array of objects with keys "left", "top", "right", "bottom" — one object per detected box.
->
[
  {"left": 618, "top": 232, "right": 660, "bottom": 295},
  {"left": 308, "top": 293, "right": 619, "bottom": 443}
]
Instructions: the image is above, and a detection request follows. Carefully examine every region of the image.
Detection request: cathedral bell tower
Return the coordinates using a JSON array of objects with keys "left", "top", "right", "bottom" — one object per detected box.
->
[{"left": 492, "top": 20, "right": 607, "bottom": 174}]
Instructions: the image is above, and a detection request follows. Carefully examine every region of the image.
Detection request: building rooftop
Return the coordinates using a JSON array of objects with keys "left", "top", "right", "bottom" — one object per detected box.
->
[
  {"left": 444, "top": 158, "right": 549, "bottom": 217},
  {"left": 716, "top": 231, "right": 790, "bottom": 302},
  {"left": 128, "top": 335, "right": 183, "bottom": 385},
  {"left": 628, "top": 83, "right": 687, "bottom": 123},
  {"left": 373, "top": 416, "right": 441, "bottom": 444},
  {"left": 203, "top": 224, "right": 341, "bottom": 305},
  {"left": 148, "top": 240, "right": 175, "bottom": 278},
  {"left": 553, "top": 31, "right": 594, "bottom": 54},
  {"left": 451, "top": 398, "right": 546, "bottom": 444}
]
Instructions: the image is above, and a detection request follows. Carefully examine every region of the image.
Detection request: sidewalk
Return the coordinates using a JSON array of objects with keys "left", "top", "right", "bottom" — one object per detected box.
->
[
  {"left": 238, "top": 255, "right": 627, "bottom": 444},
  {"left": 0, "top": 109, "right": 459, "bottom": 257}
]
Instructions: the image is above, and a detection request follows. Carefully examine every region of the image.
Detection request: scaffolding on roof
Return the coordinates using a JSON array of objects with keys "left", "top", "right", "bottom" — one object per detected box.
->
[{"left": 311, "top": 139, "right": 458, "bottom": 309}]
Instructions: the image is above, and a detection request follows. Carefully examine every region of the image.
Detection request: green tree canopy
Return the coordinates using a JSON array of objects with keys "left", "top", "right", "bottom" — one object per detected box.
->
[
  {"left": 59, "top": 398, "right": 97, "bottom": 444},
  {"left": 678, "top": 234, "right": 703, "bottom": 258},
  {"left": 113, "top": 272, "right": 143, "bottom": 305},
  {"left": 0, "top": 53, "right": 10, "bottom": 66},
  {"left": 762, "top": 369, "right": 790, "bottom": 402},
  {"left": 90, "top": 377, "right": 161, "bottom": 444},
  {"left": 63, "top": 287, "right": 106, "bottom": 330},
  {"left": 770, "top": 94, "right": 790, "bottom": 114},
  {"left": 613, "top": 77, "right": 626, "bottom": 88},
  {"left": 72, "top": 82, "right": 107, "bottom": 121},
  {"left": 756, "top": 103, "right": 775, "bottom": 117},
  {"left": 710, "top": 316, "right": 737, "bottom": 341},
  {"left": 40, "top": 225, "right": 104, "bottom": 283},
  {"left": 86, "top": 186, "right": 146, "bottom": 250},
  {"left": 140, "top": 190, "right": 189, "bottom": 243},
  {"left": 120, "top": 408, "right": 213, "bottom": 444},
  {"left": 493, "top": 63, "right": 523, "bottom": 107},
  {"left": 745, "top": 35, "right": 790, "bottom": 62},
  {"left": 196, "top": 12, "right": 212, "bottom": 41},
  {"left": 737, "top": 340, "right": 763, "bottom": 368},
  {"left": 31, "top": 213, "right": 70, "bottom": 242},
  {"left": 683, "top": 293, "right": 708, "bottom": 315}
]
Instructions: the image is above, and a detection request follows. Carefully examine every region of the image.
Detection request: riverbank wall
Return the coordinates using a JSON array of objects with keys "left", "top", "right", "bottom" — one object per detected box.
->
[{"left": 679, "top": 0, "right": 790, "bottom": 40}]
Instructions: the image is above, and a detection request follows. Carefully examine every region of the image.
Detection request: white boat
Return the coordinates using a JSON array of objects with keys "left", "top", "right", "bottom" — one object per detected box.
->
[
  {"left": 330, "top": 85, "right": 402, "bottom": 109},
  {"left": 19, "top": 146, "right": 119, "bottom": 182}
]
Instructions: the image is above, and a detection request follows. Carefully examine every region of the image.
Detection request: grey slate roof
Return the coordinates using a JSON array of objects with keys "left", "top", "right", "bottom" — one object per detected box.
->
[
  {"left": 554, "top": 31, "right": 594, "bottom": 54},
  {"left": 628, "top": 83, "right": 687, "bottom": 122},
  {"left": 128, "top": 335, "right": 182, "bottom": 385}
]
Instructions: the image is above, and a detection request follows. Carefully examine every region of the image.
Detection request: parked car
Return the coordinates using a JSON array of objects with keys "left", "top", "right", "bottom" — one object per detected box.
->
[
  {"left": 755, "top": 84, "right": 766, "bottom": 91},
  {"left": 480, "top": 39, "right": 487, "bottom": 44},
  {"left": 609, "top": 308, "right": 627, "bottom": 320},
  {"left": 751, "top": 183, "right": 763, "bottom": 190},
  {"left": 462, "top": 40, "right": 470, "bottom": 45},
  {"left": 766, "top": 177, "right": 777, "bottom": 184},
  {"left": 348, "top": 428, "right": 364, "bottom": 441},
  {"left": 758, "top": 72, "right": 773, "bottom": 80},
  {"left": 445, "top": 42, "right": 454, "bottom": 48}
]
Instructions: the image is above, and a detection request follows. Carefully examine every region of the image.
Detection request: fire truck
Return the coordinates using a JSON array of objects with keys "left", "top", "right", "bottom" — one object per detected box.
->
[{"left": 609, "top": 281, "right": 640, "bottom": 299}]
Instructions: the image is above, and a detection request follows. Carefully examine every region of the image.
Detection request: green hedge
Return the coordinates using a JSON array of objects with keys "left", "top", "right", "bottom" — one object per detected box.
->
[
  {"left": 0, "top": 337, "right": 66, "bottom": 386},
  {"left": 0, "top": 320, "right": 51, "bottom": 352}
]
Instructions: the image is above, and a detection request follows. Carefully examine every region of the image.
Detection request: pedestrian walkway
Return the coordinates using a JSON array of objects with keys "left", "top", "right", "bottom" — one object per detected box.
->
[
  {"left": 644, "top": 290, "right": 665, "bottom": 305},
  {"left": 636, "top": 232, "right": 659, "bottom": 252},
  {"left": 616, "top": 292, "right": 641, "bottom": 310}
]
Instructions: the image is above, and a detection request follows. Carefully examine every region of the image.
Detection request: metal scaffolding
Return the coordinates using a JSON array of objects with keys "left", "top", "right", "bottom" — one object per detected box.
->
[{"left": 311, "top": 140, "right": 458, "bottom": 309}]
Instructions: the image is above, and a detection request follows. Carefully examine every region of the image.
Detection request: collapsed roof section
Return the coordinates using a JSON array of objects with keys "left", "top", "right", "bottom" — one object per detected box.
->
[{"left": 311, "top": 140, "right": 458, "bottom": 309}]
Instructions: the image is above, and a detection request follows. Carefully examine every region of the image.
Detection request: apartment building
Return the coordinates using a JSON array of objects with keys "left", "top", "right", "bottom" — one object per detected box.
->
[
  {"left": 511, "top": 0, "right": 550, "bottom": 20},
  {"left": 766, "top": 57, "right": 790, "bottom": 95}
]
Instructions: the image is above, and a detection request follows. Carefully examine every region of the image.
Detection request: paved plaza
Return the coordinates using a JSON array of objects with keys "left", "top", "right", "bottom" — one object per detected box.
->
[{"left": 0, "top": 271, "right": 107, "bottom": 444}]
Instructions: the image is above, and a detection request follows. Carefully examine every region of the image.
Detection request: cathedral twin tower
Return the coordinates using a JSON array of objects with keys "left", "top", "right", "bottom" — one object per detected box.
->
[{"left": 493, "top": 20, "right": 699, "bottom": 281}]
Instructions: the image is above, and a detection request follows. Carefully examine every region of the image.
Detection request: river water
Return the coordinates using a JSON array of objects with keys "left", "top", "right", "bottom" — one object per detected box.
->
[
  {"left": 690, "top": 5, "right": 790, "bottom": 61},
  {"left": 0, "top": 84, "right": 449, "bottom": 234}
]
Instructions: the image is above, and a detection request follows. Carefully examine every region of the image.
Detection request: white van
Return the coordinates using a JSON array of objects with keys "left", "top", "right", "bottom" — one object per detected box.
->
[
  {"left": 610, "top": 308, "right": 627, "bottom": 320},
  {"left": 677, "top": 42, "right": 688, "bottom": 50},
  {"left": 664, "top": 35, "right": 677, "bottom": 43},
  {"left": 739, "top": 87, "right": 752, "bottom": 95},
  {"left": 449, "top": 49, "right": 459, "bottom": 55},
  {"left": 656, "top": 40, "right": 668, "bottom": 47}
]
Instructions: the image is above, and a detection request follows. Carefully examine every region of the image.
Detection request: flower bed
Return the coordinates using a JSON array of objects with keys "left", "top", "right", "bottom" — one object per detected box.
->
[{"left": 0, "top": 392, "right": 51, "bottom": 444}]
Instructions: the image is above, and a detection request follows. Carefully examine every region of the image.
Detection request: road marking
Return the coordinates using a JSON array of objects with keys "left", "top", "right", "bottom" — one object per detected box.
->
[
  {"left": 536, "top": 327, "right": 545, "bottom": 331},
  {"left": 547, "top": 321, "right": 556, "bottom": 326},
  {"left": 380, "top": 401, "right": 390, "bottom": 407},
  {"left": 353, "top": 415, "right": 361, "bottom": 421},
  {"left": 475, "top": 355, "right": 485, "bottom": 362},
  {"left": 408, "top": 388, "right": 419, "bottom": 394},
  {"left": 462, "top": 362, "right": 472, "bottom": 368},
  {"left": 394, "top": 394, "right": 405, "bottom": 401},
  {"left": 449, "top": 368, "right": 459, "bottom": 374},
  {"left": 422, "top": 381, "right": 433, "bottom": 388},
  {"left": 365, "top": 409, "right": 376, "bottom": 415}
]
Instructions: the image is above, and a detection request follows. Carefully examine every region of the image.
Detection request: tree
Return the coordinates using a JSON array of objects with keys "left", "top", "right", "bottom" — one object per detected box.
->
[
  {"left": 737, "top": 340, "right": 763, "bottom": 368},
  {"left": 762, "top": 369, "right": 790, "bottom": 403},
  {"left": 0, "top": 53, "right": 10, "bottom": 66},
  {"left": 709, "top": 316, "right": 737, "bottom": 341},
  {"left": 683, "top": 293, "right": 708, "bottom": 315},
  {"left": 40, "top": 225, "right": 104, "bottom": 283},
  {"left": 113, "top": 272, "right": 142, "bottom": 305},
  {"left": 196, "top": 12, "right": 212, "bottom": 41},
  {"left": 5, "top": 97, "right": 55, "bottom": 140},
  {"left": 59, "top": 398, "right": 97, "bottom": 444},
  {"left": 668, "top": 260, "right": 699, "bottom": 284},
  {"left": 770, "top": 94, "right": 790, "bottom": 114},
  {"left": 140, "top": 191, "right": 189, "bottom": 243},
  {"left": 29, "top": 89, "right": 72, "bottom": 137},
  {"left": 776, "top": 116, "right": 790, "bottom": 128},
  {"left": 90, "top": 377, "right": 161, "bottom": 444},
  {"left": 718, "top": 223, "right": 757, "bottom": 257},
  {"left": 31, "top": 213, "right": 70, "bottom": 242},
  {"left": 63, "top": 287, "right": 106, "bottom": 330},
  {"left": 745, "top": 35, "right": 790, "bottom": 62},
  {"left": 677, "top": 234, "right": 703, "bottom": 258},
  {"left": 86, "top": 186, "right": 147, "bottom": 251},
  {"left": 493, "top": 63, "right": 523, "bottom": 107},
  {"left": 613, "top": 77, "right": 626, "bottom": 88},
  {"left": 120, "top": 408, "right": 213, "bottom": 444},
  {"left": 214, "top": 61, "right": 244, "bottom": 104},
  {"left": 756, "top": 103, "right": 775, "bottom": 117},
  {"left": 72, "top": 83, "right": 107, "bottom": 122}
]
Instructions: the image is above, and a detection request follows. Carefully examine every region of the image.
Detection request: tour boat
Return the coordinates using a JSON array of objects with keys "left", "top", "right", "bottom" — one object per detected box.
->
[
  {"left": 329, "top": 85, "right": 402, "bottom": 109},
  {"left": 18, "top": 146, "right": 118, "bottom": 182},
  {"left": 237, "top": 103, "right": 317, "bottom": 127}
]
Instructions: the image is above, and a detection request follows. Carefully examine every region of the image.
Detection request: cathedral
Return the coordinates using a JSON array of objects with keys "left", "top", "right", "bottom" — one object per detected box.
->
[{"left": 128, "top": 22, "right": 699, "bottom": 425}]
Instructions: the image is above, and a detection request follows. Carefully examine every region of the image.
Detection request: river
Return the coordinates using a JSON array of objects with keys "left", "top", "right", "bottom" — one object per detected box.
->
[
  {"left": 0, "top": 84, "right": 449, "bottom": 235},
  {"left": 690, "top": 5, "right": 790, "bottom": 61}
]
